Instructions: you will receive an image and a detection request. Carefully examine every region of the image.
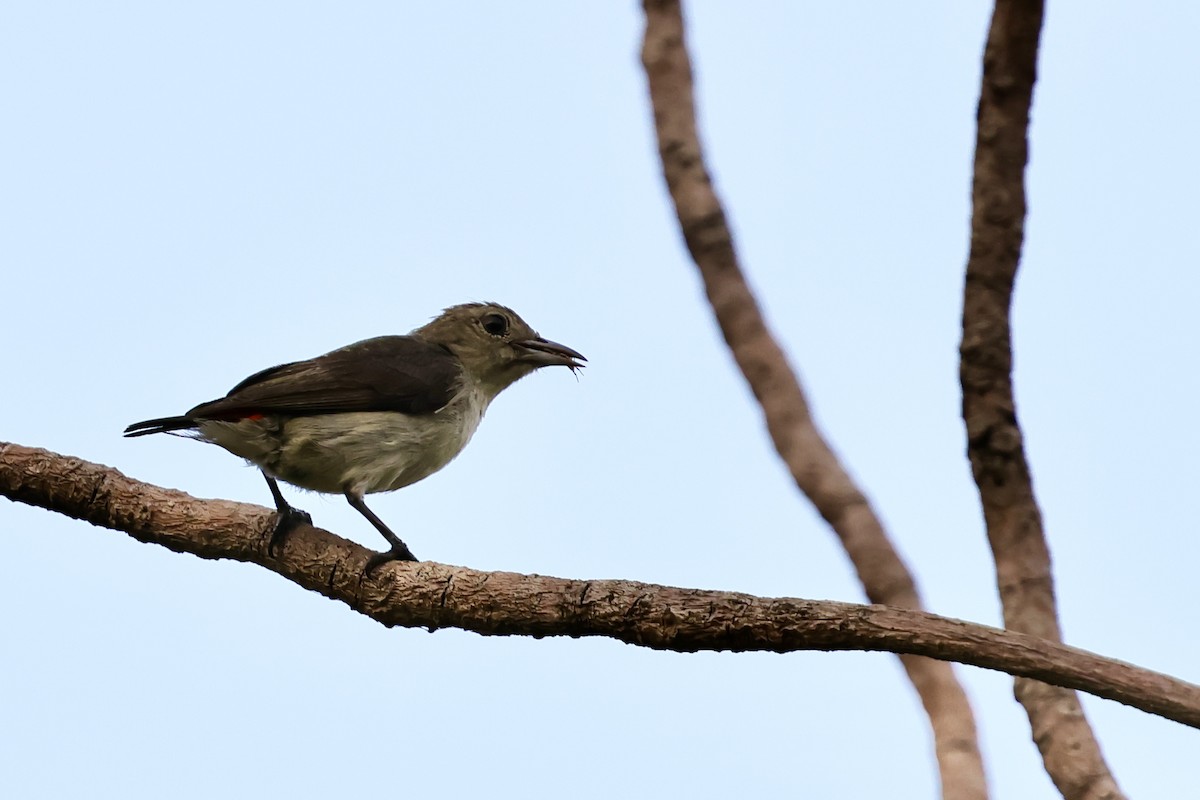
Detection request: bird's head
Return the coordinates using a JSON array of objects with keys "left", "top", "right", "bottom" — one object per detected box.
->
[{"left": 415, "top": 303, "right": 586, "bottom": 398}]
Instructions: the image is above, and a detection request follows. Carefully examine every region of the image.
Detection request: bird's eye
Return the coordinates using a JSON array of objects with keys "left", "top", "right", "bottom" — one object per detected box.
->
[{"left": 481, "top": 312, "right": 509, "bottom": 337}]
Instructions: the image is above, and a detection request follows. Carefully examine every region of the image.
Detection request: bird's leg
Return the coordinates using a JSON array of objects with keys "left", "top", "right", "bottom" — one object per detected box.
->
[
  {"left": 263, "top": 472, "right": 311, "bottom": 557},
  {"left": 345, "top": 489, "right": 418, "bottom": 574}
]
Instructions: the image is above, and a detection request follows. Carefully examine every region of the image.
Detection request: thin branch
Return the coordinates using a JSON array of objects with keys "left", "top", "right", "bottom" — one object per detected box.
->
[
  {"left": 639, "top": 2, "right": 987, "bottom": 798},
  {"left": 961, "top": 2, "right": 1124, "bottom": 799},
  {"left": 3, "top": 442, "right": 1199, "bottom": 731}
]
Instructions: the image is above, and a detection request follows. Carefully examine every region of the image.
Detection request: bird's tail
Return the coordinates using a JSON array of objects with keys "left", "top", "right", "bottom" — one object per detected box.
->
[{"left": 124, "top": 416, "right": 198, "bottom": 437}]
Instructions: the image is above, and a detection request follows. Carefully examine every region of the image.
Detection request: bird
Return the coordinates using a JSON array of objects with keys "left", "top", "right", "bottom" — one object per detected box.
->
[{"left": 124, "top": 302, "right": 585, "bottom": 571}]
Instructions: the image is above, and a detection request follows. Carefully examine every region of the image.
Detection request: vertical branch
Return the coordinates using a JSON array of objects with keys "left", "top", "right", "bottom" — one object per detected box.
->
[
  {"left": 961, "top": 2, "right": 1124, "bottom": 798},
  {"left": 640, "top": 2, "right": 988, "bottom": 798}
]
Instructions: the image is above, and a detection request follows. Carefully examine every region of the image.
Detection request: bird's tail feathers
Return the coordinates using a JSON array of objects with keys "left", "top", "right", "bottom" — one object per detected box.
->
[{"left": 123, "top": 416, "right": 198, "bottom": 437}]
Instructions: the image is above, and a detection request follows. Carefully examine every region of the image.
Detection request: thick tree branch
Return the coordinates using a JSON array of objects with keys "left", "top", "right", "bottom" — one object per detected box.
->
[
  {"left": 639, "top": 3, "right": 987, "bottom": 798},
  {"left": 3, "top": 442, "right": 1199, "bottom": 732},
  {"left": 961, "top": 3, "right": 1124, "bottom": 799}
]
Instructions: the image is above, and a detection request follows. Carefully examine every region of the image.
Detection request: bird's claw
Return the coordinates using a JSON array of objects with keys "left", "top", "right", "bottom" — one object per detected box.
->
[
  {"left": 268, "top": 505, "right": 313, "bottom": 558},
  {"left": 363, "top": 546, "right": 419, "bottom": 577}
]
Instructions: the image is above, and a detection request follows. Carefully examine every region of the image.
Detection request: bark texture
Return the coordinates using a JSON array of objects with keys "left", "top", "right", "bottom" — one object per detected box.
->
[
  {"left": 640, "top": 3, "right": 987, "bottom": 798},
  {"left": 3, "top": 442, "right": 1199, "bottom": 731},
  {"left": 961, "top": 2, "right": 1124, "bottom": 799}
]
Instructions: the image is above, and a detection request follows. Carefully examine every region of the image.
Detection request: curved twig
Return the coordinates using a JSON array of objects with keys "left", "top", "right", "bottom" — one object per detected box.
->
[
  {"left": 960, "top": 3, "right": 1125, "bottom": 799},
  {"left": 3, "top": 443, "right": 1198, "bottom": 729},
  {"left": 640, "top": 2, "right": 988, "bottom": 797}
]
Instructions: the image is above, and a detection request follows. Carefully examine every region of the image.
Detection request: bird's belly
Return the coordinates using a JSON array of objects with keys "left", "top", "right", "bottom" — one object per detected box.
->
[{"left": 199, "top": 407, "right": 483, "bottom": 495}]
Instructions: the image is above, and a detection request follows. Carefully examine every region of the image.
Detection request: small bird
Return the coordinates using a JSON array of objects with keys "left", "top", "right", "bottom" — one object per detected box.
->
[{"left": 125, "top": 302, "right": 584, "bottom": 570}]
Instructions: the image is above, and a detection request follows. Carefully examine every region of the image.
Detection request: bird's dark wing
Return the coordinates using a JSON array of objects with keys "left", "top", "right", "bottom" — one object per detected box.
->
[{"left": 187, "top": 335, "right": 463, "bottom": 420}]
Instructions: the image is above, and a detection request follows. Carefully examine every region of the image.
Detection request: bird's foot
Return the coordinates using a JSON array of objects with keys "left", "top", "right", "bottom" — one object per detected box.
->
[
  {"left": 363, "top": 545, "right": 419, "bottom": 577},
  {"left": 268, "top": 505, "right": 313, "bottom": 558}
]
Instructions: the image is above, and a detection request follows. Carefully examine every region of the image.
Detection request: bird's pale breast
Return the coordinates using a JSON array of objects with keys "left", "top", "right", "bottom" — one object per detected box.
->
[{"left": 198, "top": 384, "right": 488, "bottom": 495}]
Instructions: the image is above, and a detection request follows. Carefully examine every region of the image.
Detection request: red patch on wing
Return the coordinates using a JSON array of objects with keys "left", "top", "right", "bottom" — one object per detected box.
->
[{"left": 243, "top": 413, "right": 266, "bottom": 421}]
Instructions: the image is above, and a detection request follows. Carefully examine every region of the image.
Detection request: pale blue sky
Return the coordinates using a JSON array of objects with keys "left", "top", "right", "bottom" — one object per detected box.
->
[{"left": 3, "top": 2, "right": 1197, "bottom": 798}]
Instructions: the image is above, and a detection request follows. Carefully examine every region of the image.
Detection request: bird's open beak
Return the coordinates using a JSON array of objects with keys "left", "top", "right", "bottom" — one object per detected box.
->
[{"left": 515, "top": 338, "right": 586, "bottom": 372}]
